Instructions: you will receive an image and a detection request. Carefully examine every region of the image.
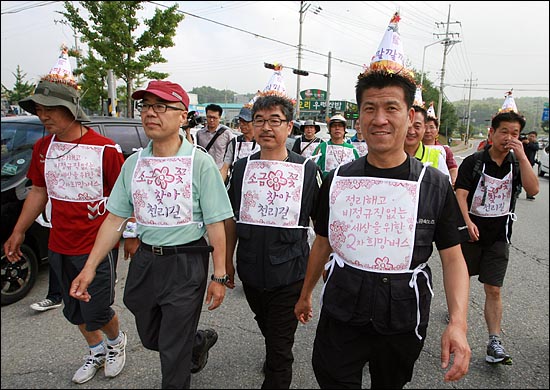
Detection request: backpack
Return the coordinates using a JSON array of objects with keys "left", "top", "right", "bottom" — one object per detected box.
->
[{"left": 471, "top": 150, "right": 521, "bottom": 201}]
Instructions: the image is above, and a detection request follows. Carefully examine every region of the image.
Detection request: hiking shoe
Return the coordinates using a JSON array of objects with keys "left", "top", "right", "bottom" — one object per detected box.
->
[
  {"left": 486, "top": 338, "right": 512, "bottom": 365},
  {"left": 526, "top": 195, "right": 535, "bottom": 200},
  {"left": 72, "top": 352, "right": 106, "bottom": 384},
  {"left": 30, "top": 298, "right": 62, "bottom": 312},
  {"left": 191, "top": 328, "right": 218, "bottom": 374},
  {"left": 105, "top": 332, "right": 127, "bottom": 378}
]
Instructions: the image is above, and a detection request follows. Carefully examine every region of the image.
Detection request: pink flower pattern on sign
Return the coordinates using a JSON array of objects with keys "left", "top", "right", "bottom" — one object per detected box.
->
[
  {"left": 266, "top": 170, "right": 287, "bottom": 192},
  {"left": 152, "top": 166, "right": 175, "bottom": 190}
]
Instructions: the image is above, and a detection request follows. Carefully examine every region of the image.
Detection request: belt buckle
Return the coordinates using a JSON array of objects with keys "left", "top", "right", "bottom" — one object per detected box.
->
[{"left": 152, "top": 246, "right": 163, "bottom": 256}]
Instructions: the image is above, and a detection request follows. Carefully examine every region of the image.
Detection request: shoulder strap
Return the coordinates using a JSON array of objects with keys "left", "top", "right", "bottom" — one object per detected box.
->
[
  {"left": 205, "top": 127, "right": 227, "bottom": 152},
  {"left": 300, "top": 137, "right": 317, "bottom": 155},
  {"left": 472, "top": 152, "right": 483, "bottom": 178}
]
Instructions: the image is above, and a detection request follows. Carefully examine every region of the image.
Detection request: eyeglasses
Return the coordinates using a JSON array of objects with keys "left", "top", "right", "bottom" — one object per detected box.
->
[
  {"left": 137, "top": 103, "right": 184, "bottom": 113},
  {"left": 252, "top": 118, "right": 288, "bottom": 128}
]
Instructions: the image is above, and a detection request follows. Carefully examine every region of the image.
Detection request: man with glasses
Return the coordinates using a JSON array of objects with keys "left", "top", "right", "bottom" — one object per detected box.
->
[
  {"left": 70, "top": 80, "right": 234, "bottom": 389},
  {"left": 196, "top": 104, "right": 233, "bottom": 176},
  {"left": 225, "top": 94, "right": 321, "bottom": 388}
]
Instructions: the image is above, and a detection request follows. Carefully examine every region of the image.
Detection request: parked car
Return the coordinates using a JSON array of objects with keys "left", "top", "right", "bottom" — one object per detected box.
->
[
  {"left": 1, "top": 115, "right": 148, "bottom": 305},
  {"left": 538, "top": 144, "right": 549, "bottom": 177}
]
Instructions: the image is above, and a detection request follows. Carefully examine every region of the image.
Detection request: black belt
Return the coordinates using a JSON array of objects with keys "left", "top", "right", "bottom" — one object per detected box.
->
[{"left": 140, "top": 239, "right": 213, "bottom": 256}]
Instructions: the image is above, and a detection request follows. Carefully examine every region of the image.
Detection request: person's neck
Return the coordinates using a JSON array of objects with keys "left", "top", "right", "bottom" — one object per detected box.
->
[
  {"left": 367, "top": 150, "right": 408, "bottom": 169},
  {"left": 242, "top": 133, "right": 254, "bottom": 142},
  {"left": 404, "top": 142, "right": 419, "bottom": 157},
  {"left": 331, "top": 138, "right": 345, "bottom": 145},
  {"left": 153, "top": 134, "right": 183, "bottom": 157},
  {"left": 260, "top": 148, "right": 288, "bottom": 161},
  {"left": 488, "top": 145, "right": 508, "bottom": 166},
  {"left": 207, "top": 125, "right": 218, "bottom": 133},
  {"left": 423, "top": 139, "right": 435, "bottom": 145},
  {"left": 56, "top": 122, "right": 87, "bottom": 142}
]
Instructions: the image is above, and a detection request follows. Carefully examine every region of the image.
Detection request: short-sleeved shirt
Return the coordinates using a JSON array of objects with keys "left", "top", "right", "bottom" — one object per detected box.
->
[
  {"left": 28, "top": 128, "right": 124, "bottom": 255},
  {"left": 316, "top": 155, "right": 467, "bottom": 263},
  {"left": 313, "top": 141, "right": 360, "bottom": 178},
  {"left": 439, "top": 142, "right": 458, "bottom": 170},
  {"left": 291, "top": 135, "right": 321, "bottom": 155},
  {"left": 223, "top": 135, "right": 259, "bottom": 166},
  {"left": 107, "top": 138, "right": 233, "bottom": 246},
  {"left": 455, "top": 149, "right": 521, "bottom": 244},
  {"left": 196, "top": 125, "right": 233, "bottom": 169},
  {"left": 227, "top": 151, "right": 321, "bottom": 290},
  {"left": 316, "top": 156, "right": 467, "bottom": 331}
]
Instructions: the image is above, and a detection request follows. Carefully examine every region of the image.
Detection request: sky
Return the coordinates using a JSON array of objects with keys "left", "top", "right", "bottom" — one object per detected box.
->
[{"left": 1, "top": 1, "right": 549, "bottom": 106}]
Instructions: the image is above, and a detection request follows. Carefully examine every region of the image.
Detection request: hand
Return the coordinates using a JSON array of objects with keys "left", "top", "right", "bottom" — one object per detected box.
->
[
  {"left": 226, "top": 263, "right": 236, "bottom": 289},
  {"left": 3, "top": 232, "right": 25, "bottom": 263},
  {"left": 294, "top": 296, "right": 313, "bottom": 324},
  {"left": 69, "top": 267, "right": 97, "bottom": 302},
  {"left": 204, "top": 281, "right": 225, "bottom": 310},
  {"left": 441, "top": 323, "right": 471, "bottom": 382},
  {"left": 123, "top": 237, "right": 140, "bottom": 260},
  {"left": 466, "top": 222, "right": 479, "bottom": 242}
]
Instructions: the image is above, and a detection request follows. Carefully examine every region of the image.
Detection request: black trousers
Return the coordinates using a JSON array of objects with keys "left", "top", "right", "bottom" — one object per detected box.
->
[
  {"left": 242, "top": 280, "right": 303, "bottom": 389},
  {"left": 312, "top": 311, "right": 425, "bottom": 389},
  {"left": 123, "top": 244, "right": 209, "bottom": 389}
]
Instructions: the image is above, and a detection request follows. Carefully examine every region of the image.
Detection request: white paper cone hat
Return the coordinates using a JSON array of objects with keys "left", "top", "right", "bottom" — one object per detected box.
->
[
  {"left": 248, "top": 63, "right": 295, "bottom": 107},
  {"left": 42, "top": 44, "right": 78, "bottom": 88},
  {"left": 427, "top": 102, "right": 436, "bottom": 118},
  {"left": 358, "top": 12, "right": 415, "bottom": 82},
  {"left": 499, "top": 90, "right": 518, "bottom": 113},
  {"left": 413, "top": 86, "right": 424, "bottom": 107}
]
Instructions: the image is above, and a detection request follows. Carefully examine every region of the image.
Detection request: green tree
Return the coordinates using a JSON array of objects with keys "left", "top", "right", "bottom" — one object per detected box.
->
[
  {"left": 60, "top": 1, "right": 184, "bottom": 117},
  {"left": 189, "top": 86, "right": 238, "bottom": 104},
  {"left": 1, "top": 65, "right": 35, "bottom": 106}
]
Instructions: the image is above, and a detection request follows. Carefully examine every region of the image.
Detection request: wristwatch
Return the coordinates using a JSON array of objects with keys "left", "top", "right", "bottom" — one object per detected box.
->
[{"left": 211, "top": 274, "right": 229, "bottom": 285}]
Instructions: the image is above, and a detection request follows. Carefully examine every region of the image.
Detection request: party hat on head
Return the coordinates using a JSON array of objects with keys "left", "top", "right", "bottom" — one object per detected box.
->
[
  {"left": 413, "top": 86, "right": 424, "bottom": 107},
  {"left": 358, "top": 12, "right": 415, "bottom": 82},
  {"left": 246, "top": 62, "right": 295, "bottom": 108},
  {"left": 42, "top": 44, "right": 79, "bottom": 90},
  {"left": 499, "top": 90, "right": 518, "bottom": 113},
  {"left": 427, "top": 102, "right": 437, "bottom": 119}
]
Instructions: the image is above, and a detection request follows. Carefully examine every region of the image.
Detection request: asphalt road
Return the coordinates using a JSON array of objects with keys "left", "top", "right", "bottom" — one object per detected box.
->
[{"left": 1, "top": 143, "right": 548, "bottom": 389}]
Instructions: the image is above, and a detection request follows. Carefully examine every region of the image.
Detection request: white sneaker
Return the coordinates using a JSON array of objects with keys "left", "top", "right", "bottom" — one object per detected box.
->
[
  {"left": 105, "top": 331, "right": 127, "bottom": 378},
  {"left": 30, "top": 298, "right": 62, "bottom": 312},
  {"left": 72, "top": 352, "right": 106, "bottom": 384}
]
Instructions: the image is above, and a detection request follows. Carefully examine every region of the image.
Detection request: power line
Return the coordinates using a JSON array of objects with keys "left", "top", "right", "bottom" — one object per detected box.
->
[{"left": 148, "top": 1, "right": 364, "bottom": 69}]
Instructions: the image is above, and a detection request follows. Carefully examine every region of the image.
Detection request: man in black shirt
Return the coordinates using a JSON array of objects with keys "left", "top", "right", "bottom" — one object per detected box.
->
[
  {"left": 226, "top": 94, "right": 321, "bottom": 389},
  {"left": 294, "top": 12, "right": 471, "bottom": 389}
]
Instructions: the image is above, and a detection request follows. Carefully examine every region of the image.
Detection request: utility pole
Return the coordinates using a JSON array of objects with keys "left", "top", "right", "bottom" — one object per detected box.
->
[
  {"left": 295, "top": 2, "right": 321, "bottom": 120},
  {"left": 465, "top": 74, "right": 477, "bottom": 145},
  {"left": 325, "top": 51, "right": 332, "bottom": 123},
  {"left": 296, "top": 1, "right": 308, "bottom": 120},
  {"left": 434, "top": 5, "right": 460, "bottom": 121}
]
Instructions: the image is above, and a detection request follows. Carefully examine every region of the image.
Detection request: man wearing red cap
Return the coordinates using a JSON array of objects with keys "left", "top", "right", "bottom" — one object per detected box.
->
[{"left": 70, "top": 80, "right": 234, "bottom": 388}]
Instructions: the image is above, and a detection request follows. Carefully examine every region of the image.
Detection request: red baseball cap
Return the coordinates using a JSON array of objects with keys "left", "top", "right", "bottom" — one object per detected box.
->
[{"left": 132, "top": 80, "right": 189, "bottom": 110}]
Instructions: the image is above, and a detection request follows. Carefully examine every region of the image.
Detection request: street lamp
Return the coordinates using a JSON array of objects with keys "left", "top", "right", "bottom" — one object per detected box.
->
[{"left": 420, "top": 39, "right": 446, "bottom": 87}]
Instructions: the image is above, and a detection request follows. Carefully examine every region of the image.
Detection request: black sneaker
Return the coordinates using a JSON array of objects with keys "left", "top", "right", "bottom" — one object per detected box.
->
[
  {"left": 191, "top": 328, "right": 218, "bottom": 374},
  {"left": 486, "top": 337, "right": 512, "bottom": 365},
  {"left": 526, "top": 195, "right": 535, "bottom": 200}
]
